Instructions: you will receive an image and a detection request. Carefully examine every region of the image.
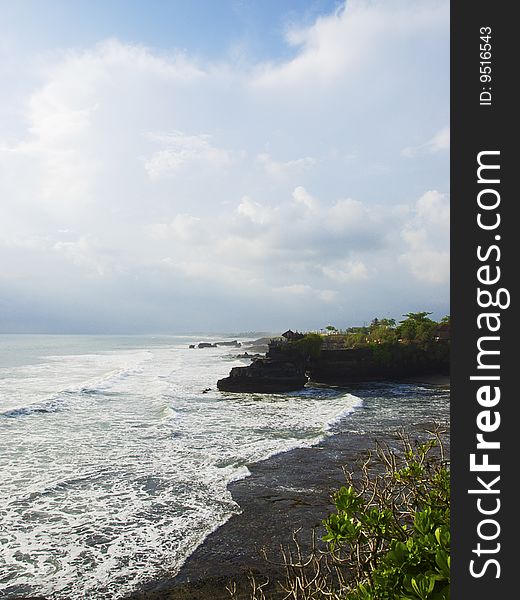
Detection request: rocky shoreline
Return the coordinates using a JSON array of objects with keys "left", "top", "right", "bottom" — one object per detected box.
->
[{"left": 127, "top": 379, "right": 450, "bottom": 600}]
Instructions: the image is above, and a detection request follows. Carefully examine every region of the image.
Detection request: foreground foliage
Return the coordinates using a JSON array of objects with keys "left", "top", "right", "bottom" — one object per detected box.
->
[
  {"left": 228, "top": 430, "right": 450, "bottom": 600},
  {"left": 324, "top": 433, "right": 450, "bottom": 600}
]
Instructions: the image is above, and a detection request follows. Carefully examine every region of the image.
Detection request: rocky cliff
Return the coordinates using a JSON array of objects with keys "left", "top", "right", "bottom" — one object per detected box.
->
[
  {"left": 310, "top": 342, "right": 449, "bottom": 384},
  {"left": 217, "top": 340, "right": 449, "bottom": 393},
  {"left": 216, "top": 355, "right": 307, "bottom": 392}
]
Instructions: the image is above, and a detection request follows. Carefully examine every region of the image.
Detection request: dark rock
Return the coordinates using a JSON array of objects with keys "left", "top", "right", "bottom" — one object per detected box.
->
[
  {"left": 217, "top": 357, "right": 307, "bottom": 392},
  {"left": 235, "top": 352, "right": 263, "bottom": 359},
  {"left": 198, "top": 343, "right": 217, "bottom": 348},
  {"left": 242, "top": 336, "right": 279, "bottom": 354},
  {"left": 242, "top": 344, "right": 269, "bottom": 354},
  {"left": 215, "top": 340, "right": 242, "bottom": 347}
]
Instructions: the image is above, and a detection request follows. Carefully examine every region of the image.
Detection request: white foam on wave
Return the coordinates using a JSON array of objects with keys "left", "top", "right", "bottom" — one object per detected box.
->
[
  {"left": 0, "top": 349, "right": 153, "bottom": 416},
  {"left": 325, "top": 393, "right": 364, "bottom": 432}
]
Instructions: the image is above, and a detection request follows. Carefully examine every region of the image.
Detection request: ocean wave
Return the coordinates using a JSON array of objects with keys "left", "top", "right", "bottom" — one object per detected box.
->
[
  {"left": 0, "top": 364, "right": 153, "bottom": 419},
  {"left": 1, "top": 392, "right": 76, "bottom": 418},
  {"left": 325, "top": 393, "right": 364, "bottom": 431}
]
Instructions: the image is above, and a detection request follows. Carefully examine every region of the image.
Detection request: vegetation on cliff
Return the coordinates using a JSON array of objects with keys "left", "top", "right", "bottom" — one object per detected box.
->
[
  {"left": 278, "top": 333, "right": 324, "bottom": 360},
  {"left": 277, "top": 313, "right": 450, "bottom": 360},
  {"left": 321, "top": 313, "right": 450, "bottom": 349},
  {"left": 272, "top": 313, "right": 450, "bottom": 385}
]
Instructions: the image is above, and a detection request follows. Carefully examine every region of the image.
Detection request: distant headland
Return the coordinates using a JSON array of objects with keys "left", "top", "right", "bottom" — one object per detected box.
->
[{"left": 216, "top": 312, "right": 450, "bottom": 392}]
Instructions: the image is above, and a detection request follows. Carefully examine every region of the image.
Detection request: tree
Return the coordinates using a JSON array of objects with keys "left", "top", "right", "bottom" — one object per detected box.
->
[
  {"left": 369, "top": 318, "right": 380, "bottom": 330},
  {"left": 398, "top": 312, "right": 437, "bottom": 344},
  {"left": 367, "top": 317, "right": 398, "bottom": 343},
  {"left": 379, "top": 318, "right": 396, "bottom": 328},
  {"left": 402, "top": 312, "right": 433, "bottom": 321},
  {"left": 367, "top": 325, "right": 398, "bottom": 344}
]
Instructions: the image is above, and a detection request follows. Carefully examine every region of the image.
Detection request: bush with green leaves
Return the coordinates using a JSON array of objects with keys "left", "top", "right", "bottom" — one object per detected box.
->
[
  {"left": 286, "top": 333, "right": 324, "bottom": 360},
  {"left": 323, "top": 433, "right": 450, "bottom": 600}
]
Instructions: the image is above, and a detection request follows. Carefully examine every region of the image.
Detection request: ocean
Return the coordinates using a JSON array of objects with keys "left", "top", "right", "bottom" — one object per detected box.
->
[{"left": 0, "top": 335, "right": 449, "bottom": 599}]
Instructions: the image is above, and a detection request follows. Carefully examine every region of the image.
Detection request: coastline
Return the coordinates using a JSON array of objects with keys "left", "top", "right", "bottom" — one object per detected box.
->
[
  {"left": 8, "top": 377, "right": 450, "bottom": 600},
  {"left": 127, "top": 378, "right": 450, "bottom": 600}
]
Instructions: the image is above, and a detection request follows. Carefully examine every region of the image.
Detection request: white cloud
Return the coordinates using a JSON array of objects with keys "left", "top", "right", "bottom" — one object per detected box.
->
[
  {"left": 252, "top": 0, "right": 448, "bottom": 90},
  {"left": 318, "top": 289, "right": 339, "bottom": 303},
  {"left": 257, "top": 153, "right": 316, "bottom": 179},
  {"left": 273, "top": 283, "right": 313, "bottom": 296},
  {"left": 292, "top": 186, "right": 316, "bottom": 210},
  {"left": 415, "top": 189, "right": 450, "bottom": 224},
  {"left": 400, "top": 249, "right": 449, "bottom": 284},
  {"left": 399, "top": 190, "right": 450, "bottom": 284},
  {"left": 1, "top": 39, "right": 209, "bottom": 212},
  {"left": 271, "top": 284, "right": 339, "bottom": 306},
  {"left": 53, "top": 236, "right": 110, "bottom": 276},
  {"left": 237, "top": 196, "right": 273, "bottom": 225},
  {"left": 326, "top": 198, "right": 370, "bottom": 232},
  {"left": 402, "top": 126, "right": 450, "bottom": 157},
  {"left": 145, "top": 132, "right": 234, "bottom": 179},
  {"left": 322, "top": 259, "right": 369, "bottom": 283},
  {"left": 149, "top": 214, "right": 203, "bottom": 242}
]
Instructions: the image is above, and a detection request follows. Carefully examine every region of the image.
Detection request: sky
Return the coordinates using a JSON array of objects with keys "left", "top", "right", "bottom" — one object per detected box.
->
[{"left": 0, "top": 0, "right": 450, "bottom": 334}]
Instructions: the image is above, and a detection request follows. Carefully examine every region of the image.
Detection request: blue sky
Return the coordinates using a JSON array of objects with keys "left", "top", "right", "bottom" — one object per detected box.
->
[
  {"left": 8, "top": 2, "right": 337, "bottom": 48},
  {"left": 0, "top": 0, "right": 449, "bottom": 333},
  {"left": 2, "top": 0, "right": 341, "bottom": 66}
]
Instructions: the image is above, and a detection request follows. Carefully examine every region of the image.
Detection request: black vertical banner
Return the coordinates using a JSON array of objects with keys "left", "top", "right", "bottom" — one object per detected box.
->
[{"left": 451, "top": 1, "right": 515, "bottom": 597}]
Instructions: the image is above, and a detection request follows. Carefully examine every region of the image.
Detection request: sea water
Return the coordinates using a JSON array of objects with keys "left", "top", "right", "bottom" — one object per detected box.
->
[{"left": 0, "top": 334, "right": 368, "bottom": 599}]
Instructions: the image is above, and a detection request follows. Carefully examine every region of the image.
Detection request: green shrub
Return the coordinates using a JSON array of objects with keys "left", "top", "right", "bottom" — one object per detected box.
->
[
  {"left": 323, "top": 434, "right": 450, "bottom": 600},
  {"left": 287, "top": 333, "right": 324, "bottom": 359}
]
